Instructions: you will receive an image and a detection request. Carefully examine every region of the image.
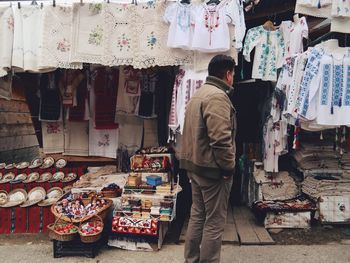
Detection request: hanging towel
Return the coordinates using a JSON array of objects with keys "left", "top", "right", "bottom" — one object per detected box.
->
[
  {"left": 143, "top": 119, "right": 159, "bottom": 148},
  {"left": 116, "top": 114, "right": 143, "bottom": 155},
  {"left": 0, "top": 74, "right": 12, "bottom": 100},
  {"left": 69, "top": 71, "right": 88, "bottom": 122},
  {"left": 70, "top": 2, "right": 106, "bottom": 65},
  {"left": 93, "top": 67, "right": 119, "bottom": 129},
  {"left": 42, "top": 121, "right": 64, "bottom": 154},
  {"left": 39, "top": 5, "right": 82, "bottom": 70},
  {"left": 89, "top": 82, "right": 118, "bottom": 158},
  {"left": 39, "top": 73, "right": 61, "bottom": 121},
  {"left": 64, "top": 121, "right": 89, "bottom": 156},
  {"left": 13, "top": 5, "right": 51, "bottom": 72},
  {"left": 115, "top": 66, "right": 142, "bottom": 116},
  {"left": 0, "top": 7, "right": 14, "bottom": 78}
]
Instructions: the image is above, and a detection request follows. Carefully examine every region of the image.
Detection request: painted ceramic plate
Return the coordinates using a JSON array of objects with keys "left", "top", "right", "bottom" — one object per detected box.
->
[
  {"left": 0, "top": 190, "right": 8, "bottom": 205},
  {"left": 29, "top": 158, "right": 43, "bottom": 169},
  {"left": 15, "top": 162, "right": 30, "bottom": 169},
  {"left": 0, "top": 172, "right": 15, "bottom": 183},
  {"left": 55, "top": 158, "right": 67, "bottom": 169},
  {"left": 23, "top": 172, "right": 40, "bottom": 183},
  {"left": 0, "top": 163, "right": 6, "bottom": 169},
  {"left": 0, "top": 173, "right": 2, "bottom": 181},
  {"left": 40, "top": 157, "right": 55, "bottom": 169},
  {"left": 62, "top": 185, "right": 72, "bottom": 194},
  {"left": 49, "top": 172, "right": 65, "bottom": 182},
  {"left": 11, "top": 173, "right": 27, "bottom": 183},
  {"left": 37, "top": 172, "right": 52, "bottom": 183},
  {"left": 5, "top": 163, "right": 15, "bottom": 170},
  {"left": 61, "top": 172, "right": 77, "bottom": 183}
]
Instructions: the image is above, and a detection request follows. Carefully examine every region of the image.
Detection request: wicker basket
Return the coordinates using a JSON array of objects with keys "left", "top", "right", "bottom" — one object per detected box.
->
[
  {"left": 78, "top": 215, "right": 104, "bottom": 243},
  {"left": 47, "top": 216, "right": 78, "bottom": 242},
  {"left": 51, "top": 196, "right": 113, "bottom": 223}
]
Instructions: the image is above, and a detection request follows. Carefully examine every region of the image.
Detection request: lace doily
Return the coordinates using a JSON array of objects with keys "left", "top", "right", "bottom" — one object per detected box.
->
[
  {"left": 39, "top": 5, "right": 82, "bottom": 69},
  {"left": 104, "top": 3, "right": 135, "bottom": 66},
  {"left": 133, "top": 1, "right": 193, "bottom": 69},
  {"left": 70, "top": 3, "right": 106, "bottom": 65}
]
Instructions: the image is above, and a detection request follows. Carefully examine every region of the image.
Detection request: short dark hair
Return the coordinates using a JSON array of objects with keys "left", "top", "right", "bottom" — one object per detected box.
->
[{"left": 208, "top": 55, "right": 235, "bottom": 79}]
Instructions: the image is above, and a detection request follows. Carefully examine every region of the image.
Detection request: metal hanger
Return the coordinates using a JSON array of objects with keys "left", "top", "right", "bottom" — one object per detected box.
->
[
  {"left": 53, "top": 0, "right": 56, "bottom": 7},
  {"left": 31, "top": 0, "right": 39, "bottom": 5}
]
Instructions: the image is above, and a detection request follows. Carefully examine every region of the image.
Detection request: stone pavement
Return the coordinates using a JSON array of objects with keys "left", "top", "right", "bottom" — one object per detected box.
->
[{"left": 0, "top": 242, "right": 350, "bottom": 263}]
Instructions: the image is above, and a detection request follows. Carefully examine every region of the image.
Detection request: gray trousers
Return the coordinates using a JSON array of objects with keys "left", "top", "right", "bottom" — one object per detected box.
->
[{"left": 184, "top": 172, "right": 233, "bottom": 263}]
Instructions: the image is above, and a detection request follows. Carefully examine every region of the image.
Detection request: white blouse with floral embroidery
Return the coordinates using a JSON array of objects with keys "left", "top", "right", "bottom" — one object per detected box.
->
[
  {"left": 0, "top": 6, "right": 14, "bottom": 77},
  {"left": 243, "top": 26, "right": 285, "bottom": 81}
]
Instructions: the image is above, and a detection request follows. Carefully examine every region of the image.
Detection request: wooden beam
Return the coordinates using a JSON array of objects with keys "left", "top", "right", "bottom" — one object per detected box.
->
[
  {"left": 0, "top": 112, "right": 33, "bottom": 125},
  {"left": 0, "top": 123, "right": 36, "bottom": 138},
  {"left": 48, "top": 153, "right": 116, "bottom": 163},
  {"left": 0, "top": 99, "right": 30, "bottom": 113},
  {"left": 0, "top": 134, "right": 39, "bottom": 151}
]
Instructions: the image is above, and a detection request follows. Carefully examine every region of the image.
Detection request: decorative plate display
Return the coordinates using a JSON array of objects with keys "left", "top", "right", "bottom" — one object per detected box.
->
[
  {"left": 21, "top": 187, "right": 46, "bottom": 207},
  {"left": 0, "top": 190, "right": 8, "bottom": 205},
  {"left": 29, "top": 158, "right": 43, "bottom": 169},
  {"left": 40, "top": 157, "right": 55, "bottom": 169},
  {"left": 0, "top": 163, "right": 6, "bottom": 169},
  {"left": 38, "top": 187, "right": 63, "bottom": 207},
  {"left": 4, "top": 163, "right": 15, "bottom": 170},
  {"left": 49, "top": 172, "right": 65, "bottom": 182},
  {"left": 0, "top": 189, "right": 27, "bottom": 207},
  {"left": 55, "top": 158, "right": 67, "bottom": 169},
  {"left": 10, "top": 173, "right": 27, "bottom": 184},
  {"left": 0, "top": 172, "right": 15, "bottom": 183},
  {"left": 23, "top": 172, "right": 40, "bottom": 183},
  {"left": 61, "top": 172, "right": 77, "bottom": 183},
  {"left": 37, "top": 172, "right": 52, "bottom": 183},
  {"left": 15, "top": 162, "right": 30, "bottom": 169}
]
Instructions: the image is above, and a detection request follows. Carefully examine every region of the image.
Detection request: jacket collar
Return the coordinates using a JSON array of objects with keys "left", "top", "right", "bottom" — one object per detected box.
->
[{"left": 205, "top": 76, "right": 234, "bottom": 98}]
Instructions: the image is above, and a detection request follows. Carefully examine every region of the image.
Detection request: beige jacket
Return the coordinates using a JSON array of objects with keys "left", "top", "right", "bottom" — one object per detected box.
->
[{"left": 179, "top": 76, "right": 237, "bottom": 180}]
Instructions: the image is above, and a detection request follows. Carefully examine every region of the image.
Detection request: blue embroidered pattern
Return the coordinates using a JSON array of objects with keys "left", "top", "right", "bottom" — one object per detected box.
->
[
  {"left": 299, "top": 48, "right": 324, "bottom": 117},
  {"left": 345, "top": 66, "right": 350, "bottom": 106},
  {"left": 321, "top": 64, "right": 330, "bottom": 106},
  {"left": 333, "top": 65, "right": 343, "bottom": 107}
]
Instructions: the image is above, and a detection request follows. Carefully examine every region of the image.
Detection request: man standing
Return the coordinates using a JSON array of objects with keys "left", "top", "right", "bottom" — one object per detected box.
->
[{"left": 180, "top": 55, "right": 237, "bottom": 263}]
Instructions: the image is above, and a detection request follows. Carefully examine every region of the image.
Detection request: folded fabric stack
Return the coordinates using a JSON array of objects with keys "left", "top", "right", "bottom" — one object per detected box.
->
[
  {"left": 302, "top": 175, "right": 350, "bottom": 200},
  {"left": 253, "top": 169, "right": 299, "bottom": 201},
  {"left": 292, "top": 143, "right": 340, "bottom": 170}
]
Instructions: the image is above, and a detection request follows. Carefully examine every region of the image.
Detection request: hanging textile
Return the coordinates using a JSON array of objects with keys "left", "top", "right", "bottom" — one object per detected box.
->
[
  {"left": 0, "top": 6, "right": 14, "bottom": 78},
  {"left": 70, "top": 2, "right": 106, "bottom": 65},
  {"left": 39, "top": 5, "right": 83, "bottom": 70},
  {"left": 68, "top": 71, "right": 88, "bottom": 122},
  {"left": 133, "top": 1, "right": 192, "bottom": 68},
  {"left": 279, "top": 17, "right": 308, "bottom": 58},
  {"left": 92, "top": 67, "right": 119, "bottom": 129},
  {"left": 116, "top": 115, "right": 143, "bottom": 155},
  {"left": 115, "top": 66, "right": 142, "bottom": 116},
  {"left": 330, "top": 0, "right": 350, "bottom": 34},
  {"left": 42, "top": 121, "right": 64, "bottom": 154},
  {"left": 59, "top": 69, "right": 86, "bottom": 108},
  {"left": 64, "top": 121, "right": 89, "bottom": 156},
  {"left": 104, "top": 2, "right": 134, "bottom": 66},
  {"left": 243, "top": 26, "right": 285, "bottom": 82},
  {"left": 168, "top": 66, "right": 207, "bottom": 140},
  {"left": 138, "top": 70, "right": 158, "bottom": 118},
  {"left": 193, "top": 25, "right": 238, "bottom": 72},
  {"left": 89, "top": 83, "right": 118, "bottom": 158},
  {"left": 295, "top": 0, "right": 332, "bottom": 18},
  {"left": 39, "top": 73, "right": 61, "bottom": 121},
  {"left": 143, "top": 119, "right": 159, "bottom": 148},
  {"left": 163, "top": 1, "right": 195, "bottom": 50}
]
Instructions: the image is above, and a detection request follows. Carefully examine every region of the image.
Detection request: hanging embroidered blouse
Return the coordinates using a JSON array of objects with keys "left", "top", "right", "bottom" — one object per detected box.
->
[
  {"left": 295, "top": 0, "right": 332, "bottom": 18},
  {"left": 315, "top": 54, "right": 350, "bottom": 125},
  {"left": 243, "top": 26, "right": 285, "bottom": 81},
  {"left": 0, "top": 7, "right": 14, "bottom": 78},
  {"left": 191, "top": 2, "right": 234, "bottom": 53},
  {"left": 297, "top": 47, "right": 324, "bottom": 120},
  {"left": 331, "top": 0, "right": 350, "bottom": 34},
  {"left": 279, "top": 17, "right": 308, "bottom": 58},
  {"left": 164, "top": 2, "right": 195, "bottom": 50}
]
